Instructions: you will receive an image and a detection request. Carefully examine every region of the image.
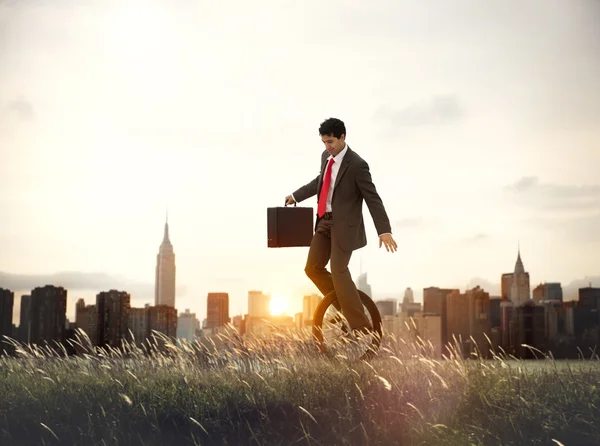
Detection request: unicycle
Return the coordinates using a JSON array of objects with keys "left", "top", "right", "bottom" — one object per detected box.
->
[{"left": 312, "top": 289, "right": 382, "bottom": 361}]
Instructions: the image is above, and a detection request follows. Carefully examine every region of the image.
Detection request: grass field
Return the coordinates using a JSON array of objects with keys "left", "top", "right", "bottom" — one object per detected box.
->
[{"left": 1, "top": 329, "right": 599, "bottom": 445}]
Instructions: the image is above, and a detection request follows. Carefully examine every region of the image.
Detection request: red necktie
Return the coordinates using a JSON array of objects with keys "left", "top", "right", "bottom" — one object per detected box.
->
[{"left": 318, "top": 158, "right": 335, "bottom": 217}]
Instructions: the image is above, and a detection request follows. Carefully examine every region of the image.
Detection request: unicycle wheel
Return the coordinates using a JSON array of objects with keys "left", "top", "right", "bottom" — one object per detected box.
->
[{"left": 311, "top": 289, "right": 382, "bottom": 361}]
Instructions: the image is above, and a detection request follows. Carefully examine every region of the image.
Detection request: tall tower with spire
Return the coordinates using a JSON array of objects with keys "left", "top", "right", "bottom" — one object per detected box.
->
[
  {"left": 509, "top": 245, "right": 530, "bottom": 305},
  {"left": 155, "top": 212, "right": 176, "bottom": 308}
]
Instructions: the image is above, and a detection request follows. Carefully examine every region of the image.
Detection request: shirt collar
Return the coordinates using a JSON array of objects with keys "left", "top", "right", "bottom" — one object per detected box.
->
[{"left": 328, "top": 144, "right": 348, "bottom": 162}]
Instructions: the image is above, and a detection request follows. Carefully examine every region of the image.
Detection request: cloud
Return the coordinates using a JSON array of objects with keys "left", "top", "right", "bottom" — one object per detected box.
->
[
  {"left": 7, "top": 98, "right": 35, "bottom": 121},
  {"left": 506, "top": 176, "right": 600, "bottom": 212},
  {"left": 505, "top": 177, "right": 600, "bottom": 243},
  {"left": 461, "top": 233, "right": 489, "bottom": 244},
  {"left": 510, "top": 176, "right": 539, "bottom": 192},
  {"left": 394, "top": 217, "right": 426, "bottom": 229},
  {"left": 374, "top": 95, "right": 464, "bottom": 127},
  {"left": 534, "top": 212, "right": 600, "bottom": 243},
  {"left": 0, "top": 271, "right": 186, "bottom": 300},
  {"left": 394, "top": 216, "right": 440, "bottom": 230}
]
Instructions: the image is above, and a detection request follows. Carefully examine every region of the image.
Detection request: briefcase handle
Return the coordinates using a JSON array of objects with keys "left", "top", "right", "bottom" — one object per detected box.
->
[{"left": 284, "top": 201, "right": 297, "bottom": 207}]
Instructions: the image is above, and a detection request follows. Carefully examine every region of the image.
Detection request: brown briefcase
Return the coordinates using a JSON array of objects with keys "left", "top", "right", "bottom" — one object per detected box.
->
[{"left": 267, "top": 205, "right": 314, "bottom": 247}]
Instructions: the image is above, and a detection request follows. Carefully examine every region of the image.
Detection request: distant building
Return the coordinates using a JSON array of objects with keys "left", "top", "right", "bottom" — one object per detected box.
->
[
  {"left": 411, "top": 313, "right": 443, "bottom": 358},
  {"left": 446, "top": 286, "right": 492, "bottom": 358},
  {"left": 96, "top": 290, "right": 131, "bottom": 348},
  {"left": 294, "top": 312, "right": 303, "bottom": 330},
  {"left": 376, "top": 299, "right": 396, "bottom": 318},
  {"left": 245, "top": 314, "right": 295, "bottom": 338},
  {"left": 509, "top": 249, "right": 530, "bottom": 305},
  {"left": 401, "top": 301, "right": 422, "bottom": 318},
  {"left": 206, "top": 293, "right": 230, "bottom": 329},
  {"left": 501, "top": 273, "right": 513, "bottom": 300},
  {"left": 498, "top": 248, "right": 532, "bottom": 353},
  {"left": 231, "top": 315, "right": 245, "bottom": 335},
  {"left": 383, "top": 310, "right": 442, "bottom": 358},
  {"left": 75, "top": 298, "right": 98, "bottom": 346},
  {"left": 248, "top": 290, "right": 270, "bottom": 318},
  {"left": 0, "top": 288, "right": 14, "bottom": 353},
  {"left": 540, "top": 300, "right": 563, "bottom": 343},
  {"left": 500, "top": 298, "right": 515, "bottom": 350},
  {"left": 533, "top": 283, "right": 563, "bottom": 303},
  {"left": 155, "top": 214, "right": 176, "bottom": 308},
  {"left": 148, "top": 305, "right": 177, "bottom": 339},
  {"left": 177, "top": 308, "right": 200, "bottom": 341},
  {"left": 514, "top": 301, "right": 546, "bottom": 358},
  {"left": 29, "top": 285, "right": 67, "bottom": 346},
  {"left": 423, "top": 286, "right": 459, "bottom": 355},
  {"left": 128, "top": 306, "right": 150, "bottom": 345},
  {"left": 403, "top": 287, "right": 414, "bottom": 304},
  {"left": 489, "top": 296, "right": 501, "bottom": 328},
  {"left": 574, "top": 286, "right": 600, "bottom": 343},
  {"left": 356, "top": 272, "right": 372, "bottom": 298},
  {"left": 578, "top": 286, "right": 600, "bottom": 309},
  {"left": 18, "top": 294, "right": 31, "bottom": 343},
  {"left": 303, "top": 294, "right": 321, "bottom": 325}
]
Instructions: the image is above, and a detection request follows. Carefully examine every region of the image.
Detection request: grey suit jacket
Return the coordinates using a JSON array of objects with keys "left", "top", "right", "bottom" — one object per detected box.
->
[{"left": 293, "top": 146, "right": 392, "bottom": 252}]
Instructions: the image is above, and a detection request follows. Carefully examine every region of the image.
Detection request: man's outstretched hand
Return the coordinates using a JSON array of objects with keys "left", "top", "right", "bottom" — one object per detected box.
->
[
  {"left": 284, "top": 195, "right": 296, "bottom": 206},
  {"left": 379, "top": 233, "right": 398, "bottom": 253}
]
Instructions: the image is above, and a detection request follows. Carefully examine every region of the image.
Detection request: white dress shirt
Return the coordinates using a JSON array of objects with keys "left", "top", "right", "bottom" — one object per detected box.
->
[{"left": 324, "top": 144, "right": 348, "bottom": 212}]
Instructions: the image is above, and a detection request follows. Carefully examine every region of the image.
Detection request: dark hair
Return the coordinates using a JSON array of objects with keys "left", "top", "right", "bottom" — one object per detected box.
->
[{"left": 319, "top": 118, "right": 346, "bottom": 139}]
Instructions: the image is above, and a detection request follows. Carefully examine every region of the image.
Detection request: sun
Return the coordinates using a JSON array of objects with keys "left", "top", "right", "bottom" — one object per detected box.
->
[{"left": 269, "top": 294, "right": 289, "bottom": 316}]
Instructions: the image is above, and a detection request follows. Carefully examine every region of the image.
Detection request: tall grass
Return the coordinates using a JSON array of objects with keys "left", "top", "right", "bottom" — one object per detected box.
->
[{"left": 1, "top": 327, "right": 599, "bottom": 445}]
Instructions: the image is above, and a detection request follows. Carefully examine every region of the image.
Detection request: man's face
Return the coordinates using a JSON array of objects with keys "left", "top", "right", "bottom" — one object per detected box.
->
[{"left": 321, "top": 133, "right": 346, "bottom": 157}]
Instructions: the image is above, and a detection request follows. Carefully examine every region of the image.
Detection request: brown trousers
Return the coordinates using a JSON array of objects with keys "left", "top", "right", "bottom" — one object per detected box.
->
[{"left": 304, "top": 216, "right": 371, "bottom": 330}]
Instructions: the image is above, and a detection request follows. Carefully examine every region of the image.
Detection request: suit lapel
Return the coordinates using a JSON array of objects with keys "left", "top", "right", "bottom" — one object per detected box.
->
[
  {"left": 333, "top": 147, "right": 352, "bottom": 191},
  {"left": 317, "top": 152, "right": 328, "bottom": 196}
]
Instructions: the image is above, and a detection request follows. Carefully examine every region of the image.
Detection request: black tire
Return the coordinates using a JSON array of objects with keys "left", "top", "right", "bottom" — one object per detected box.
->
[{"left": 312, "top": 289, "right": 382, "bottom": 361}]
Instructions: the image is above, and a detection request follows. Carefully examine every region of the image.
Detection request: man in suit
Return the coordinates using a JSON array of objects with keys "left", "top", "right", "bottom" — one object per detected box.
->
[{"left": 285, "top": 117, "right": 397, "bottom": 333}]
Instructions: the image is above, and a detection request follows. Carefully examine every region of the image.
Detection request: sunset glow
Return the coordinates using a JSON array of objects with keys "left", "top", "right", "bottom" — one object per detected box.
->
[{"left": 269, "top": 294, "right": 289, "bottom": 316}]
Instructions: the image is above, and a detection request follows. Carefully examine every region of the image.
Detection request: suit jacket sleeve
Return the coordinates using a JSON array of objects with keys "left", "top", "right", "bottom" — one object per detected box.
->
[
  {"left": 355, "top": 159, "right": 392, "bottom": 235},
  {"left": 292, "top": 175, "right": 319, "bottom": 203},
  {"left": 292, "top": 151, "right": 328, "bottom": 203}
]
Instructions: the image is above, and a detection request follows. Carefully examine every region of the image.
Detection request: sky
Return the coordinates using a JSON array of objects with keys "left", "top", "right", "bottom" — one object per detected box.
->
[{"left": 1, "top": 0, "right": 599, "bottom": 324}]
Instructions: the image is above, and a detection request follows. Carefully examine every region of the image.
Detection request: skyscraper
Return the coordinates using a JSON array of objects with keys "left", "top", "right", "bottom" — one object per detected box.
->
[
  {"left": 128, "top": 306, "right": 149, "bottom": 345},
  {"left": 356, "top": 272, "right": 372, "bottom": 297},
  {"left": 510, "top": 248, "right": 531, "bottom": 305},
  {"left": 206, "top": 293, "right": 230, "bottom": 329},
  {"left": 533, "top": 283, "right": 563, "bottom": 303},
  {"left": 96, "top": 290, "right": 131, "bottom": 348},
  {"left": 148, "top": 305, "right": 177, "bottom": 339},
  {"left": 177, "top": 309, "right": 200, "bottom": 341},
  {"left": 501, "top": 273, "right": 513, "bottom": 300},
  {"left": 75, "top": 298, "right": 98, "bottom": 346},
  {"left": 0, "top": 288, "right": 14, "bottom": 352},
  {"left": 446, "top": 286, "right": 492, "bottom": 357},
  {"left": 248, "top": 291, "right": 270, "bottom": 318},
  {"left": 155, "top": 213, "right": 176, "bottom": 308},
  {"left": 423, "top": 287, "right": 459, "bottom": 355},
  {"left": 18, "top": 294, "right": 31, "bottom": 343},
  {"left": 303, "top": 294, "right": 321, "bottom": 325},
  {"left": 376, "top": 299, "right": 396, "bottom": 317},
  {"left": 30, "top": 285, "right": 67, "bottom": 346}
]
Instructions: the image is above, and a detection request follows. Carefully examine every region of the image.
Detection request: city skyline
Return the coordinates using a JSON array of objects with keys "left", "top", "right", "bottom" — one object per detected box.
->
[
  {"left": 1, "top": 235, "right": 598, "bottom": 325},
  {"left": 2, "top": 262, "right": 599, "bottom": 362},
  {"left": 1, "top": 0, "right": 600, "bottom": 324}
]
